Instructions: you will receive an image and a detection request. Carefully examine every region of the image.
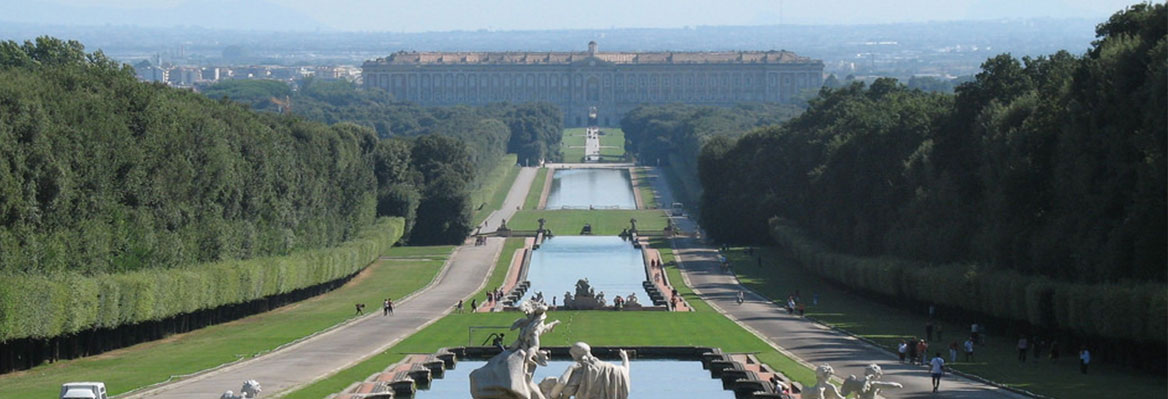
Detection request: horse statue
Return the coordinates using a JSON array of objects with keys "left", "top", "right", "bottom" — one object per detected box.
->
[{"left": 220, "top": 379, "right": 261, "bottom": 399}]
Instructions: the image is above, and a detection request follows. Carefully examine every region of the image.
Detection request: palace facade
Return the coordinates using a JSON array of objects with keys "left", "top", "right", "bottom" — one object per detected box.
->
[{"left": 361, "top": 42, "right": 824, "bottom": 126}]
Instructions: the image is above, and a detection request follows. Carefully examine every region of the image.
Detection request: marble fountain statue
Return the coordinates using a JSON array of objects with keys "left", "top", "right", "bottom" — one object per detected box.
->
[{"left": 470, "top": 301, "right": 631, "bottom": 399}]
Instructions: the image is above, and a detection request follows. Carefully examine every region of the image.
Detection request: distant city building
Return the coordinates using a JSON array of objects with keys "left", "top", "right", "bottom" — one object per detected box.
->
[{"left": 362, "top": 41, "right": 824, "bottom": 126}]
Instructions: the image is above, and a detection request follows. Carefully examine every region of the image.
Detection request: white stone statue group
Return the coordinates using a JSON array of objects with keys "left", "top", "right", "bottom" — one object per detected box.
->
[
  {"left": 805, "top": 363, "right": 902, "bottom": 399},
  {"left": 470, "top": 301, "right": 631, "bottom": 399},
  {"left": 219, "top": 379, "right": 261, "bottom": 399}
]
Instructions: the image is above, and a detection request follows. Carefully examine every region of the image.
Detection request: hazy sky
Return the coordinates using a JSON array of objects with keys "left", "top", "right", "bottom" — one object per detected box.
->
[{"left": 15, "top": 0, "right": 1153, "bottom": 31}]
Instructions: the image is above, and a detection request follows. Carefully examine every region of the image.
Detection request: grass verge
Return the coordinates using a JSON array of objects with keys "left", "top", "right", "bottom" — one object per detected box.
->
[
  {"left": 0, "top": 246, "right": 453, "bottom": 399},
  {"left": 633, "top": 167, "right": 658, "bottom": 209},
  {"left": 726, "top": 247, "right": 1166, "bottom": 399},
  {"left": 509, "top": 210, "right": 669, "bottom": 235},
  {"left": 476, "top": 238, "right": 525, "bottom": 299},
  {"left": 523, "top": 168, "right": 548, "bottom": 210},
  {"left": 470, "top": 155, "right": 520, "bottom": 226}
]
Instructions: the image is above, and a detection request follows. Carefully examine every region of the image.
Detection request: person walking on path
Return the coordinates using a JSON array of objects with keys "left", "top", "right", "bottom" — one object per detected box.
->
[
  {"left": 964, "top": 338, "right": 975, "bottom": 362},
  {"left": 898, "top": 341, "right": 908, "bottom": 363},
  {"left": 736, "top": 290, "right": 745, "bottom": 305},
  {"left": 383, "top": 298, "right": 391, "bottom": 316},
  {"left": 1017, "top": 336, "right": 1029, "bottom": 362},
  {"left": 1079, "top": 346, "right": 1091, "bottom": 374},
  {"left": 949, "top": 341, "right": 959, "bottom": 363},
  {"left": 916, "top": 339, "right": 929, "bottom": 365},
  {"left": 386, "top": 298, "right": 394, "bottom": 315},
  {"left": 456, "top": 299, "right": 464, "bottom": 313},
  {"left": 470, "top": 299, "right": 478, "bottom": 313},
  {"left": 930, "top": 352, "right": 946, "bottom": 392}
]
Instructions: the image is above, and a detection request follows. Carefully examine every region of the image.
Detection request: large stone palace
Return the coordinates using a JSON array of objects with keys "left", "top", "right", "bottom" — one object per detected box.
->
[{"left": 362, "top": 41, "right": 824, "bottom": 126}]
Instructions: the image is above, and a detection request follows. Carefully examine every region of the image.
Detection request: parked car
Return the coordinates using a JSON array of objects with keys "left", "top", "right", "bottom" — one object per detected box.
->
[{"left": 60, "top": 382, "right": 107, "bottom": 399}]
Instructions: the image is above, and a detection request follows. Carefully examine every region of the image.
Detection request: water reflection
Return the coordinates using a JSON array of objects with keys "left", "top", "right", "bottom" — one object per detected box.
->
[
  {"left": 523, "top": 236, "right": 644, "bottom": 303},
  {"left": 545, "top": 168, "right": 636, "bottom": 209}
]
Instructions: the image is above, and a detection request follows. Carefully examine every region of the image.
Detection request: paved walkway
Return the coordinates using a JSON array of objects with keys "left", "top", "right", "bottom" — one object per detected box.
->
[
  {"left": 646, "top": 167, "right": 1022, "bottom": 399},
  {"left": 128, "top": 167, "right": 540, "bottom": 398}
]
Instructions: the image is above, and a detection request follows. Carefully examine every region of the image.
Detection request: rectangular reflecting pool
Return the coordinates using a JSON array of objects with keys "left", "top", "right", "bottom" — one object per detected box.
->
[
  {"left": 545, "top": 168, "right": 636, "bottom": 209},
  {"left": 524, "top": 236, "right": 645, "bottom": 303},
  {"left": 418, "top": 359, "right": 733, "bottom": 398}
]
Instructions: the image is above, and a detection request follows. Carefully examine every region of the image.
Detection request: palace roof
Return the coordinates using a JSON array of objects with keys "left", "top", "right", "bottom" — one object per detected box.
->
[{"left": 366, "top": 48, "right": 817, "bottom": 66}]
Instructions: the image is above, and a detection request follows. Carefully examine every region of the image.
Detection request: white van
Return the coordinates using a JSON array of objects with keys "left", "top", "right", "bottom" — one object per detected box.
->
[{"left": 60, "top": 382, "right": 107, "bottom": 399}]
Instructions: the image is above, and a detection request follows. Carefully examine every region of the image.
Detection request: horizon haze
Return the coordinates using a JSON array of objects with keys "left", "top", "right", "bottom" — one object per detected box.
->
[{"left": 0, "top": 0, "right": 1150, "bottom": 32}]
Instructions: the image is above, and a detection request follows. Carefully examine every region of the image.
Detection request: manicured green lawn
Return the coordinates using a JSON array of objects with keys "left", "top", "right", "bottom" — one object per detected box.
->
[
  {"left": 561, "top": 128, "right": 588, "bottom": 162},
  {"left": 0, "top": 246, "right": 453, "bottom": 399},
  {"left": 562, "top": 129, "right": 587, "bottom": 147},
  {"left": 523, "top": 168, "right": 548, "bottom": 210},
  {"left": 726, "top": 247, "right": 1167, "bottom": 399},
  {"left": 284, "top": 239, "right": 815, "bottom": 399},
  {"left": 470, "top": 155, "right": 521, "bottom": 225},
  {"left": 633, "top": 167, "right": 658, "bottom": 209},
  {"left": 597, "top": 128, "right": 625, "bottom": 160},
  {"left": 561, "top": 128, "right": 625, "bottom": 163},
  {"left": 509, "top": 210, "right": 669, "bottom": 235}
]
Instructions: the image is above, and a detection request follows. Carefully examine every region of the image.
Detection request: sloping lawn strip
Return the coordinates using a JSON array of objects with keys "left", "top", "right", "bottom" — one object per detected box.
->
[
  {"left": 633, "top": 168, "right": 658, "bottom": 209},
  {"left": 522, "top": 168, "right": 548, "bottom": 210},
  {"left": 474, "top": 238, "right": 525, "bottom": 301},
  {"left": 470, "top": 155, "right": 521, "bottom": 225},
  {"left": 0, "top": 246, "right": 452, "bottom": 399}
]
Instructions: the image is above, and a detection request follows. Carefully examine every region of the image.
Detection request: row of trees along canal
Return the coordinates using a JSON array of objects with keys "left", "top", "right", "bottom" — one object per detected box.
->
[
  {"left": 0, "top": 37, "right": 563, "bottom": 372},
  {"left": 696, "top": 4, "right": 1166, "bottom": 370}
]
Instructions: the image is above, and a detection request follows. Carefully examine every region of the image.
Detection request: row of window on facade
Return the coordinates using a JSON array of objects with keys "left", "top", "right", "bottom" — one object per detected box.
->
[
  {"left": 380, "top": 85, "right": 802, "bottom": 103},
  {"left": 365, "top": 71, "right": 819, "bottom": 91}
]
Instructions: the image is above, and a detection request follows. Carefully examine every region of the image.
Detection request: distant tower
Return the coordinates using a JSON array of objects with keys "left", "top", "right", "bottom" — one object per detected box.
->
[{"left": 588, "top": 41, "right": 597, "bottom": 55}]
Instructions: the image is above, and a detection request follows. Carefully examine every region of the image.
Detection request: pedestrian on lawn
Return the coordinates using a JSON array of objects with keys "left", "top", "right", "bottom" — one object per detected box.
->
[
  {"left": 1079, "top": 346, "right": 1090, "bottom": 374},
  {"left": 1017, "top": 335, "right": 1029, "bottom": 362},
  {"left": 964, "top": 337, "right": 975, "bottom": 361}
]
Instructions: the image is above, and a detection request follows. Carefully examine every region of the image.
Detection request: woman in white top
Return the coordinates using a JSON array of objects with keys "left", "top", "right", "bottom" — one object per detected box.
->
[{"left": 929, "top": 352, "right": 945, "bottom": 392}]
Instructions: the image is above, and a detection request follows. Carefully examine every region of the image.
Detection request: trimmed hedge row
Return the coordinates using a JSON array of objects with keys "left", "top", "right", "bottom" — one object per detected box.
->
[
  {"left": 0, "top": 217, "right": 404, "bottom": 342},
  {"left": 769, "top": 218, "right": 1167, "bottom": 344}
]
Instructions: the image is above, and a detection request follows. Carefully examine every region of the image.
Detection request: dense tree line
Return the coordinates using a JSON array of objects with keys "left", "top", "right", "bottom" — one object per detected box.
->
[
  {"left": 701, "top": 3, "right": 1165, "bottom": 283},
  {"left": 699, "top": 4, "right": 1165, "bottom": 352},
  {"left": 0, "top": 37, "right": 390, "bottom": 274},
  {"left": 620, "top": 103, "right": 802, "bottom": 207},
  {"left": 202, "top": 78, "right": 563, "bottom": 172},
  {"left": 0, "top": 38, "right": 419, "bottom": 371},
  {"left": 202, "top": 78, "right": 563, "bottom": 243}
]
